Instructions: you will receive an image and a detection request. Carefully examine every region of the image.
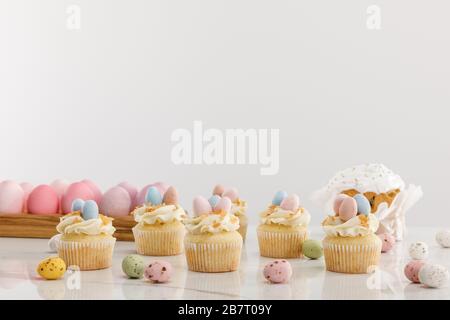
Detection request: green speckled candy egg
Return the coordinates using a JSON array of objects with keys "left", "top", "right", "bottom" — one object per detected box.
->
[
  {"left": 302, "top": 240, "right": 323, "bottom": 259},
  {"left": 122, "top": 255, "right": 145, "bottom": 279}
]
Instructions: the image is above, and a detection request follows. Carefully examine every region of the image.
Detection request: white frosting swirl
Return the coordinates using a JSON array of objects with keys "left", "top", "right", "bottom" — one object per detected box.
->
[
  {"left": 231, "top": 200, "right": 247, "bottom": 217},
  {"left": 260, "top": 206, "right": 311, "bottom": 227},
  {"left": 322, "top": 164, "right": 405, "bottom": 194},
  {"left": 56, "top": 213, "right": 116, "bottom": 236},
  {"left": 322, "top": 214, "right": 379, "bottom": 237},
  {"left": 184, "top": 212, "right": 240, "bottom": 235},
  {"left": 133, "top": 204, "right": 187, "bottom": 226}
]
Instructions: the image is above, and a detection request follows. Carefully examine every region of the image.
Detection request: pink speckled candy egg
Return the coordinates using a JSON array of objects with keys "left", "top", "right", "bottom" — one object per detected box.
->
[
  {"left": 338, "top": 197, "right": 357, "bottom": 222},
  {"left": 117, "top": 182, "right": 138, "bottom": 210},
  {"left": 61, "top": 182, "right": 95, "bottom": 214},
  {"left": 404, "top": 260, "right": 426, "bottom": 283},
  {"left": 263, "top": 260, "right": 293, "bottom": 284},
  {"left": 193, "top": 196, "right": 212, "bottom": 216},
  {"left": 100, "top": 186, "right": 131, "bottom": 217},
  {"left": 378, "top": 233, "right": 396, "bottom": 253},
  {"left": 20, "top": 182, "right": 34, "bottom": 213},
  {"left": 27, "top": 185, "right": 59, "bottom": 215},
  {"left": 82, "top": 179, "right": 102, "bottom": 204},
  {"left": 213, "top": 184, "right": 225, "bottom": 196},
  {"left": 280, "top": 194, "right": 300, "bottom": 211},
  {"left": 222, "top": 187, "right": 239, "bottom": 202},
  {"left": 333, "top": 194, "right": 350, "bottom": 215},
  {"left": 0, "top": 181, "right": 25, "bottom": 214},
  {"left": 144, "top": 261, "right": 173, "bottom": 283},
  {"left": 214, "top": 197, "right": 232, "bottom": 212}
]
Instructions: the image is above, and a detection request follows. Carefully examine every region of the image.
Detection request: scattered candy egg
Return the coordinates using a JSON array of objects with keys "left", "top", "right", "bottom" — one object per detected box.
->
[
  {"left": 353, "top": 194, "right": 371, "bottom": 216},
  {"left": 333, "top": 194, "right": 350, "bottom": 215},
  {"left": 48, "top": 234, "right": 61, "bottom": 253},
  {"left": 117, "top": 182, "right": 138, "bottom": 210},
  {"left": 436, "top": 230, "right": 450, "bottom": 248},
  {"left": 193, "top": 196, "right": 212, "bottom": 216},
  {"left": 418, "top": 264, "right": 450, "bottom": 288},
  {"left": 81, "top": 200, "right": 99, "bottom": 220},
  {"left": 280, "top": 194, "right": 300, "bottom": 211},
  {"left": 213, "top": 184, "right": 225, "bottom": 196},
  {"left": 20, "top": 182, "right": 34, "bottom": 213},
  {"left": 222, "top": 188, "right": 239, "bottom": 202},
  {"left": 338, "top": 197, "right": 357, "bottom": 222},
  {"left": 122, "top": 255, "right": 145, "bottom": 279},
  {"left": 409, "top": 242, "right": 429, "bottom": 260},
  {"left": 27, "top": 185, "right": 59, "bottom": 215},
  {"left": 263, "top": 260, "right": 292, "bottom": 284},
  {"left": 81, "top": 179, "right": 103, "bottom": 204},
  {"left": 145, "top": 187, "right": 162, "bottom": 205},
  {"left": 100, "top": 186, "right": 131, "bottom": 217},
  {"left": 378, "top": 233, "right": 396, "bottom": 253},
  {"left": 71, "top": 199, "right": 85, "bottom": 212},
  {"left": 272, "top": 190, "right": 288, "bottom": 206},
  {"left": 61, "top": 182, "right": 95, "bottom": 214},
  {"left": 0, "top": 180, "right": 25, "bottom": 214},
  {"left": 144, "top": 261, "right": 173, "bottom": 283},
  {"left": 208, "top": 195, "right": 221, "bottom": 208},
  {"left": 404, "top": 260, "right": 426, "bottom": 283},
  {"left": 302, "top": 240, "right": 323, "bottom": 259},
  {"left": 214, "top": 197, "right": 232, "bottom": 212},
  {"left": 37, "top": 257, "right": 66, "bottom": 280},
  {"left": 163, "top": 186, "right": 178, "bottom": 205}
]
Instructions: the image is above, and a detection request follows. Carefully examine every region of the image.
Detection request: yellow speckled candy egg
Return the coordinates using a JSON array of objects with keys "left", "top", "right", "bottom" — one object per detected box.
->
[{"left": 37, "top": 257, "right": 66, "bottom": 280}]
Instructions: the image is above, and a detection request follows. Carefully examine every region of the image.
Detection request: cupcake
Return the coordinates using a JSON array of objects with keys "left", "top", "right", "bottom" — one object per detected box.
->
[
  {"left": 313, "top": 164, "right": 422, "bottom": 240},
  {"left": 183, "top": 196, "right": 242, "bottom": 273},
  {"left": 257, "top": 191, "right": 311, "bottom": 259},
  {"left": 131, "top": 186, "right": 187, "bottom": 256},
  {"left": 56, "top": 199, "right": 116, "bottom": 271},
  {"left": 211, "top": 185, "right": 248, "bottom": 241},
  {"left": 322, "top": 194, "right": 381, "bottom": 274}
]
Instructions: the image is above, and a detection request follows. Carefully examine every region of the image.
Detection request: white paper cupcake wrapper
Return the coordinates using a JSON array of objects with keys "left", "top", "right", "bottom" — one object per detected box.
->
[
  {"left": 257, "top": 229, "right": 307, "bottom": 258},
  {"left": 133, "top": 227, "right": 185, "bottom": 256}
]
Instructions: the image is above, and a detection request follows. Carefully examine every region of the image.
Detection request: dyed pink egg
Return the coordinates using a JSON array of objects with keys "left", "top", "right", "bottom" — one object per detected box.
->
[
  {"left": 0, "top": 181, "right": 25, "bottom": 214},
  {"left": 215, "top": 197, "right": 232, "bottom": 213},
  {"left": 338, "top": 197, "right": 357, "bottom": 222},
  {"left": 144, "top": 261, "right": 173, "bottom": 283},
  {"left": 193, "top": 196, "right": 212, "bottom": 216},
  {"left": 117, "top": 182, "right": 138, "bottom": 210},
  {"left": 61, "top": 182, "right": 95, "bottom": 214},
  {"left": 100, "top": 186, "right": 131, "bottom": 217},
  {"left": 20, "top": 182, "right": 34, "bottom": 213},
  {"left": 404, "top": 260, "right": 426, "bottom": 283},
  {"left": 333, "top": 194, "right": 350, "bottom": 215},
  {"left": 378, "top": 233, "right": 396, "bottom": 253},
  {"left": 213, "top": 184, "right": 225, "bottom": 196},
  {"left": 263, "top": 260, "right": 293, "bottom": 284},
  {"left": 82, "top": 179, "right": 102, "bottom": 203},
  {"left": 50, "top": 179, "right": 69, "bottom": 213},
  {"left": 280, "top": 194, "right": 300, "bottom": 211},
  {"left": 222, "top": 187, "right": 239, "bottom": 202},
  {"left": 27, "top": 185, "right": 59, "bottom": 215},
  {"left": 163, "top": 186, "right": 178, "bottom": 205}
]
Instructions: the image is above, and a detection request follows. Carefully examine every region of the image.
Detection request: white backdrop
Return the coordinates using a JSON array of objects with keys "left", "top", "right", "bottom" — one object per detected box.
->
[{"left": 1, "top": 0, "right": 449, "bottom": 227}]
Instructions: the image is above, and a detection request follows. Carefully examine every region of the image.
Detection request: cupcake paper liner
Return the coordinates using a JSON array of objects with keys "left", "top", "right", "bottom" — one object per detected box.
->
[
  {"left": 323, "top": 236, "right": 381, "bottom": 274},
  {"left": 238, "top": 223, "right": 248, "bottom": 242},
  {"left": 257, "top": 228, "right": 308, "bottom": 259},
  {"left": 184, "top": 238, "right": 242, "bottom": 273},
  {"left": 56, "top": 238, "right": 116, "bottom": 271},
  {"left": 133, "top": 227, "right": 185, "bottom": 256}
]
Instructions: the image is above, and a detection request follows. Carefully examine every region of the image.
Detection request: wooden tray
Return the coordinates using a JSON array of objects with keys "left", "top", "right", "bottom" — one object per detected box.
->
[{"left": 0, "top": 214, "right": 136, "bottom": 241}]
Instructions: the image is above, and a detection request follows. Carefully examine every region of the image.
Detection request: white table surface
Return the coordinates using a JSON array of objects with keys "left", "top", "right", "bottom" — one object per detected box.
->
[{"left": 0, "top": 227, "right": 449, "bottom": 300}]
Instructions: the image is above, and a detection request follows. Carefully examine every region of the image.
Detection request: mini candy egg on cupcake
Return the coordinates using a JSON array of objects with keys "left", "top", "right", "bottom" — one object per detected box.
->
[
  {"left": 61, "top": 182, "right": 96, "bottom": 214},
  {"left": 333, "top": 193, "right": 371, "bottom": 222}
]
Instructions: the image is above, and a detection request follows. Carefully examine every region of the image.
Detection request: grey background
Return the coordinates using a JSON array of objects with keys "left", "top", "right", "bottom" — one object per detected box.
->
[{"left": 1, "top": 1, "right": 448, "bottom": 227}]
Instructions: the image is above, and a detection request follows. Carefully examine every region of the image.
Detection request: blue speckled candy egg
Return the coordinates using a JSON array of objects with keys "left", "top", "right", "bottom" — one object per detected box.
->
[
  {"left": 272, "top": 191, "right": 288, "bottom": 206},
  {"left": 145, "top": 187, "right": 162, "bottom": 205},
  {"left": 353, "top": 194, "right": 371, "bottom": 216},
  {"left": 71, "top": 198, "right": 85, "bottom": 212},
  {"left": 81, "top": 200, "right": 99, "bottom": 220},
  {"left": 208, "top": 195, "right": 221, "bottom": 209}
]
